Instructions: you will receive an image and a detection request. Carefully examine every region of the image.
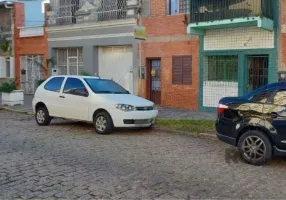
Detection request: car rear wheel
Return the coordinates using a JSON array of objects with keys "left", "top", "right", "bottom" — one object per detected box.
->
[
  {"left": 35, "top": 106, "right": 52, "bottom": 126},
  {"left": 237, "top": 130, "right": 272, "bottom": 166},
  {"left": 93, "top": 112, "right": 113, "bottom": 134}
]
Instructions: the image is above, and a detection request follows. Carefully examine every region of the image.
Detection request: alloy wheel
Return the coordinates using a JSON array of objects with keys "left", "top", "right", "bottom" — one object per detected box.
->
[
  {"left": 242, "top": 136, "right": 266, "bottom": 161},
  {"left": 96, "top": 116, "right": 107, "bottom": 132},
  {"left": 37, "top": 110, "right": 46, "bottom": 124}
]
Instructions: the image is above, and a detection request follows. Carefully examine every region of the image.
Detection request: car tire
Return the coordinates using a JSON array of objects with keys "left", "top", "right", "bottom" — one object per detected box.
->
[
  {"left": 237, "top": 130, "right": 272, "bottom": 166},
  {"left": 93, "top": 112, "right": 114, "bottom": 134},
  {"left": 35, "top": 106, "right": 52, "bottom": 126}
]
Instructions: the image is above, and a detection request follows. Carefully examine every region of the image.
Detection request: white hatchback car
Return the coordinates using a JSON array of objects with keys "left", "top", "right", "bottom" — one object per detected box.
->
[{"left": 32, "top": 75, "right": 158, "bottom": 134}]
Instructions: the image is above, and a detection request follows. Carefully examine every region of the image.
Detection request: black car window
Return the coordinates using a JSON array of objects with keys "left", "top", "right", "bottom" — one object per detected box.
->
[
  {"left": 63, "top": 78, "right": 88, "bottom": 97},
  {"left": 84, "top": 78, "right": 129, "bottom": 94},
  {"left": 250, "top": 90, "right": 272, "bottom": 103},
  {"left": 273, "top": 89, "right": 286, "bottom": 105},
  {"left": 44, "top": 77, "right": 65, "bottom": 92}
]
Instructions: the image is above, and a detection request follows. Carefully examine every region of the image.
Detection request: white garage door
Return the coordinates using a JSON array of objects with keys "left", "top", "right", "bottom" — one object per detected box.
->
[{"left": 99, "top": 46, "right": 133, "bottom": 93}]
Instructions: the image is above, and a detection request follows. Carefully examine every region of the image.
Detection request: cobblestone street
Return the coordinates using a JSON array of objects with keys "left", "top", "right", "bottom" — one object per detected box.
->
[{"left": 1, "top": 110, "right": 286, "bottom": 199}]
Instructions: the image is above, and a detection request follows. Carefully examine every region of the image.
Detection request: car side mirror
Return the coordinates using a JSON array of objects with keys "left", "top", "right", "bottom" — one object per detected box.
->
[{"left": 74, "top": 88, "right": 88, "bottom": 97}]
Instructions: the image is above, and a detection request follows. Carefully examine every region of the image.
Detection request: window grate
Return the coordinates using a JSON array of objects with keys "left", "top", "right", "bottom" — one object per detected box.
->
[{"left": 167, "top": 0, "right": 189, "bottom": 15}]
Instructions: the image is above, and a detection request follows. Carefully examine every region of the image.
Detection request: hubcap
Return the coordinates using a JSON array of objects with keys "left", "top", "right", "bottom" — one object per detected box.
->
[
  {"left": 242, "top": 136, "right": 266, "bottom": 161},
  {"left": 96, "top": 116, "right": 107, "bottom": 132},
  {"left": 37, "top": 110, "right": 45, "bottom": 123}
]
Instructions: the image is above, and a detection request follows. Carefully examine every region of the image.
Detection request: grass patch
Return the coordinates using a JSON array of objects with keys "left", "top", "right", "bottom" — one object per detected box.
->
[{"left": 156, "top": 119, "right": 216, "bottom": 133}]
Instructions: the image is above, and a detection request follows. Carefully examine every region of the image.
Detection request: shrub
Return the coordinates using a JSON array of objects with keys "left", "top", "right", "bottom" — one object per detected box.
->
[
  {"left": 0, "top": 81, "right": 17, "bottom": 93},
  {"left": 80, "top": 71, "right": 91, "bottom": 76}
]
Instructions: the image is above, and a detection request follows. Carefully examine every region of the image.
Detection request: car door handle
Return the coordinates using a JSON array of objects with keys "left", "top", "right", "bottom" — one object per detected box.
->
[
  {"left": 59, "top": 95, "right": 65, "bottom": 98},
  {"left": 270, "top": 112, "right": 278, "bottom": 118}
]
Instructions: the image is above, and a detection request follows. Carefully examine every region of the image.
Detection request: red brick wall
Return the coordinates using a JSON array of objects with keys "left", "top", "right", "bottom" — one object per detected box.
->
[
  {"left": 13, "top": 3, "right": 48, "bottom": 88},
  {"left": 141, "top": 0, "right": 199, "bottom": 110}
]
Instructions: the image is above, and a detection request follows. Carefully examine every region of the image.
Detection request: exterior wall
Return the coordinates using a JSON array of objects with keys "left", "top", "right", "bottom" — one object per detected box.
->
[
  {"left": 280, "top": 0, "right": 286, "bottom": 70},
  {"left": 47, "top": 19, "right": 138, "bottom": 94},
  {"left": 14, "top": 3, "right": 48, "bottom": 88},
  {"left": 201, "top": 26, "right": 275, "bottom": 108},
  {"left": 142, "top": 1, "right": 199, "bottom": 110},
  {"left": 204, "top": 27, "right": 274, "bottom": 50}
]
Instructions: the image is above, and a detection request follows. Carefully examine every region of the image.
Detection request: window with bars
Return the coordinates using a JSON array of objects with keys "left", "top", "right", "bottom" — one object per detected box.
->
[
  {"left": 56, "top": 48, "right": 83, "bottom": 75},
  {"left": 167, "top": 0, "right": 189, "bottom": 15},
  {"left": 207, "top": 56, "right": 238, "bottom": 82},
  {"left": 172, "top": 55, "right": 192, "bottom": 85},
  {"left": 48, "top": 0, "right": 127, "bottom": 25}
]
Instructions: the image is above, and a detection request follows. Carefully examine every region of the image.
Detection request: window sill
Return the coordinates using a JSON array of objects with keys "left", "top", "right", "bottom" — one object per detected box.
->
[{"left": 166, "top": 13, "right": 189, "bottom": 17}]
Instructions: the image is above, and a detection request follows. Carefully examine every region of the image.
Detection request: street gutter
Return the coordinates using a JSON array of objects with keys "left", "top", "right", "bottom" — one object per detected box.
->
[{"left": 0, "top": 107, "right": 34, "bottom": 115}]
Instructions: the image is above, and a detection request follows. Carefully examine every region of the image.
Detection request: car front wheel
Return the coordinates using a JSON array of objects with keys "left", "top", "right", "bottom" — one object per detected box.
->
[
  {"left": 35, "top": 107, "right": 52, "bottom": 126},
  {"left": 93, "top": 112, "right": 113, "bottom": 134},
  {"left": 237, "top": 130, "right": 272, "bottom": 166}
]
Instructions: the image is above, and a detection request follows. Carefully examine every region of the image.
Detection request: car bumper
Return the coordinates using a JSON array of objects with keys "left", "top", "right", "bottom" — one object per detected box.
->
[
  {"left": 109, "top": 109, "right": 159, "bottom": 128},
  {"left": 216, "top": 133, "right": 236, "bottom": 146}
]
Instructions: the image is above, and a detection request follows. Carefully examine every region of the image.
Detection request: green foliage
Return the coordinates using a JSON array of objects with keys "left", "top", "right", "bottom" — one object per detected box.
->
[
  {"left": 46, "top": 57, "right": 56, "bottom": 67},
  {"left": 80, "top": 71, "right": 91, "bottom": 76},
  {"left": 156, "top": 119, "right": 215, "bottom": 133},
  {"left": 0, "top": 39, "right": 9, "bottom": 53},
  {"left": 0, "top": 81, "right": 17, "bottom": 93}
]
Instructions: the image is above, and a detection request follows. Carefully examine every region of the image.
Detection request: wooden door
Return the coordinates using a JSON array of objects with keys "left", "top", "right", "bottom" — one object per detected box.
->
[{"left": 150, "top": 59, "right": 161, "bottom": 105}]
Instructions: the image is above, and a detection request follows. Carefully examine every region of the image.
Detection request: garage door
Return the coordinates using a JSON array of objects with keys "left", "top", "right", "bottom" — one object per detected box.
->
[{"left": 99, "top": 46, "right": 133, "bottom": 93}]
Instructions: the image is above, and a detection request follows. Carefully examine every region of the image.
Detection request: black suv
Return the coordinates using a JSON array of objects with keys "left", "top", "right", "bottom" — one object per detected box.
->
[{"left": 216, "top": 82, "right": 286, "bottom": 166}]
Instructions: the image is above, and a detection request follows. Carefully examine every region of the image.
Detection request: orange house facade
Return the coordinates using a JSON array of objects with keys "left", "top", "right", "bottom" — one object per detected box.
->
[
  {"left": 140, "top": 0, "right": 199, "bottom": 110},
  {"left": 13, "top": 3, "right": 48, "bottom": 94}
]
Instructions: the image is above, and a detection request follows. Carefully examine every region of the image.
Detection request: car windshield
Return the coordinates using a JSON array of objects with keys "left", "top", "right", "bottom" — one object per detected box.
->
[
  {"left": 84, "top": 78, "right": 129, "bottom": 94},
  {"left": 243, "top": 82, "right": 283, "bottom": 100},
  {"left": 243, "top": 85, "right": 269, "bottom": 99}
]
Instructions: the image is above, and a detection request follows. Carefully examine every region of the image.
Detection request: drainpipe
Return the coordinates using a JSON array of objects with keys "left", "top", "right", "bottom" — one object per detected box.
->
[
  {"left": 4, "top": 1, "right": 14, "bottom": 79},
  {"left": 138, "top": 0, "right": 143, "bottom": 97},
  {"left": 138, "top": 12, "right": 143, "bottom": 96}
]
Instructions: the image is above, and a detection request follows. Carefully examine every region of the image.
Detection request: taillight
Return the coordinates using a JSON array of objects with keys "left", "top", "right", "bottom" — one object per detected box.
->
[{"left": 217, "top": 104, "right": 228, "bottom": 115}]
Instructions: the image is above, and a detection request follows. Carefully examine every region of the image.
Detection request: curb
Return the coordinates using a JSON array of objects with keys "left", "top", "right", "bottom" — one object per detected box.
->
[
  {"left": 1, "top": 107, "right": 34, "bottom": 115},
  {"left": 154, "top": 126, "right": 218, "bottom": 141},
  {"left": 0, "top": 108, "right": 217, "bottom": 141}
]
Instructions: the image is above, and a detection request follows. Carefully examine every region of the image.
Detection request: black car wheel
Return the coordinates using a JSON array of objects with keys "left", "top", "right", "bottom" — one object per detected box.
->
[
  {"left": 35, "top": 106, "right": 52, "bottom": 126},
  {"left": 237, "top": 130, "right": 272, "bottom": 166},
  {"left": 93, "top": 112, "right": 114, "bottom": 134}
]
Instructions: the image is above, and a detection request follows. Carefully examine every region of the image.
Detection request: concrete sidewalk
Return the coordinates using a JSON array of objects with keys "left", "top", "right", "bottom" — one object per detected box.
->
[{"left": 0, "top": 94, "right": 216, "bottom": 120}]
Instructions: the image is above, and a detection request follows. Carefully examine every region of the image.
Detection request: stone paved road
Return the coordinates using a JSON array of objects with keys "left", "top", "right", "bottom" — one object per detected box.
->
[{"left": 1, "top": 110, "right": 286, "bottom": 199}]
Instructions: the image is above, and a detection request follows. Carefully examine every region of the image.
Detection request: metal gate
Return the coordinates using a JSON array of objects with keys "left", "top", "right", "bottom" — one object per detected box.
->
[
  {"left": 247, "top": 55, "right": 269, "bottom": 92},
  {"left": 150, "top": 59, "right": 161, "bottom": 105},
  {"left": 20, "top": 55, "right": 44, "bottom": 94}
]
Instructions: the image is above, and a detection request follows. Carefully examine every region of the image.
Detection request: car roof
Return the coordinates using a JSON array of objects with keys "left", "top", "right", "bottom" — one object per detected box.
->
[
  {"left": 50, "top": 75, "right": 100, "bottom": 79},
  {"left": 267, "top": 82, "right": 286, "bottom": 87}
]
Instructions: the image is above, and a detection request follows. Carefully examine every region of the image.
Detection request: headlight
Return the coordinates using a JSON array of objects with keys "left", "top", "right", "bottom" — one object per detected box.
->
[{"left": 115, "top": 104, "right": 135, "bottom": 112}]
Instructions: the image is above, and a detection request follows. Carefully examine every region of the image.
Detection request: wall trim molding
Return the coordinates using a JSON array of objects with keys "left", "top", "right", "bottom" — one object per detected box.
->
[
  {"left": 144, "top": 35, "right": 198, "bottom": 43},
  {"left": 48, "top": 32, "right": 134, "bottom": 41},
  {"left": 46, "top": 19, "right": 137, "bottom": 33}
]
